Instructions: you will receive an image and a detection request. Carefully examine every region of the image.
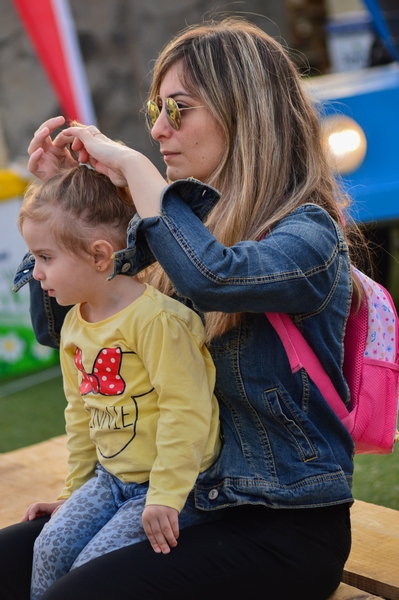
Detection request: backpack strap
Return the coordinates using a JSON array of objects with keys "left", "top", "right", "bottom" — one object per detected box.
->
[{"left": 266, "top": 312, "right": 350, "bottom": 421}]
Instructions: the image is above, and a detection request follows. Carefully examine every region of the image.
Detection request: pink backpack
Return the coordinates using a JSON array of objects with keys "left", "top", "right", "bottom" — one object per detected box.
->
[{"left": 266, "top": 267, "right": 399, "bottom": 454}]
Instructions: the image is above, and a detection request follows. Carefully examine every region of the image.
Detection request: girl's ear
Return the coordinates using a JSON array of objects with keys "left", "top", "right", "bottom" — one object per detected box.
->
[{"left": 89, "top": 240, "right": 114, "bottom": 272}]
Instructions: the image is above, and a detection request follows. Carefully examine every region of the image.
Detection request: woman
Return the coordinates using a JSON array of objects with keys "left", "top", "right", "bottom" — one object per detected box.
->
[{"left": 2, "top": 18, "right": 357, "bottom": 600}]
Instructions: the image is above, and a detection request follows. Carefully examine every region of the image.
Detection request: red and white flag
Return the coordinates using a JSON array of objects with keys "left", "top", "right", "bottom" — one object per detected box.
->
[{"left": 12, "top": 0, "right": 96, "bottom": 125}]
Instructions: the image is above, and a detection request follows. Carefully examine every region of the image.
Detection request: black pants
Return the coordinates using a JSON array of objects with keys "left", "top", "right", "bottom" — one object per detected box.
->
[{"left": 0, "top": 503, "right": 351, "bottom": 600}]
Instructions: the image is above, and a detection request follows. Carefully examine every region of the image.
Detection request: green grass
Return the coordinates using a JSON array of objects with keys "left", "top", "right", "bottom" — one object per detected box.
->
[
  {"left": 353, "top": 449, "right": 399, "bottom": 511},
  {"left": 1, "top": 366, "right": 399, "bottom": 511},
  {"left": 0, "top": 366, "right": 66, "bottom": 452}
]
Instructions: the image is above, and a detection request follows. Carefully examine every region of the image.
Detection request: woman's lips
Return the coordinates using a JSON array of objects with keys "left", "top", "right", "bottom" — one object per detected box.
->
[{"left": 162, "top": 151, "right": 179, "bottom": 162}]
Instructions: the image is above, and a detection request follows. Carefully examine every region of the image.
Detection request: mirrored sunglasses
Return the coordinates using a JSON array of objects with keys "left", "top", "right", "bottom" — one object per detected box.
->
[{"left": 146, "top": 97, "right": 204, "bottom": 131}]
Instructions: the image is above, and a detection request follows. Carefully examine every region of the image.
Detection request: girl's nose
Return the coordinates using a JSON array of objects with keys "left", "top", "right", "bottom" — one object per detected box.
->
[{"left": 32, "top": 262, "right": 43, "bottom": 281}]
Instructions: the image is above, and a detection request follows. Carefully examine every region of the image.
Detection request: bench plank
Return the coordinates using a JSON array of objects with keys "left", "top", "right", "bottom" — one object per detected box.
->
[
  {"left": 328, "top": 582, "right": 383, "bottom": 599},
  {"left": 0, "top": 435, "right": 68, "bottom": 528},
  {"left": 343, "top": 500, "right": 399, "bottom": 600}
]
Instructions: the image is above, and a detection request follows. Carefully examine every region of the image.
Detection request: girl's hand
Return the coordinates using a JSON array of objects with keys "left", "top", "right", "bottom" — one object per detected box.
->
[
  {"left": 21, "top": 499, "right": 66, "bottom": 522},
  {"left": 142, "top": 504, "right": 179, "bottom": 554},
  {"left": 27, "top": 116, "right": 79, "bottom": 181}
]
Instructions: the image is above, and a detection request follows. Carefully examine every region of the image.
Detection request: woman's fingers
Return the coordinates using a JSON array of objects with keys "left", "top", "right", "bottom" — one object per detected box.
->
[
  {"left": 62, "top": 126, "right": 126, "bottom": 171},
  {"left": 32, "top": 116, "right": 65, "bottom": 138},
  {"left": 86, "top": 125, "right": 103, "bottom": 137},
  {"left": 27, "top": 126, "right": 50, "bottom": 157},
  {"left": 28, "top": 117, "right": 65, "bottom": 155},
  {"left": 27, "top": 147, "right": 44, "bottom": 174},
  {"left": 26, "top": 116, "right": 79, "bottom": 180}
]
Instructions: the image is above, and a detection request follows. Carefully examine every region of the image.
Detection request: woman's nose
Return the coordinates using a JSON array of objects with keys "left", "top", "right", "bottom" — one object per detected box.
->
[{"left": 151, "top": 109, "right": 173, "bottom": 141}]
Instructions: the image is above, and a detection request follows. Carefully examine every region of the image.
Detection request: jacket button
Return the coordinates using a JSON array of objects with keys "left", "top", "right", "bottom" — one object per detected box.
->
[
  {"left": 121, "top": 263, "right": 131, "bottom": 273},
  {"left": 208, "top": 489, "right": 218, "bottom": 500}
]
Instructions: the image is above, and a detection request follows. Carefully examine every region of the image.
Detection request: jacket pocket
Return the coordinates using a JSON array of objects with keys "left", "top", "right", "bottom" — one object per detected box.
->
[{"left": 264, "top": 388, "right": 318, "bottom": 462}]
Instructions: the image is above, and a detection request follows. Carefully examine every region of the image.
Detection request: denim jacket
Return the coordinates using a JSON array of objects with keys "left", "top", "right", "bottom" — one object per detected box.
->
[{"left": 14, "top": 179, "right": 354, "bottom": 510}]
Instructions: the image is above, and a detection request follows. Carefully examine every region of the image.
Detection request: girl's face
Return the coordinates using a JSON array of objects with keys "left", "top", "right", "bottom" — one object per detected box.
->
[
  {"left": 150, "top": 62, "right": 226, "bottom": 183},
  {"left": 22, "top": 219, "right": 95, "bottom": 307}
]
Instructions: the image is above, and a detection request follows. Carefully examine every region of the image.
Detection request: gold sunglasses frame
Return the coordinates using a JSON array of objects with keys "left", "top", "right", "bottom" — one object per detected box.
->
[{"left": 146, "top": 97, "right": 204, "bottom": 131}]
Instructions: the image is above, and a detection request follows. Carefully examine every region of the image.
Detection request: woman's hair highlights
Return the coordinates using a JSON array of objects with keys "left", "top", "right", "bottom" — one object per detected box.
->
[
  {"left": 19, "top": 166, "right": 136, "bottom": 255},
  {"left": 147, "top": 17, "right": 366, "bottom": 340}
]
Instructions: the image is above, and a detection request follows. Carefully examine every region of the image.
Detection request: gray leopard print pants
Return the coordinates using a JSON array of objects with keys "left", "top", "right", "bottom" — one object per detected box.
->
[{"left": 31, "top": 464, "right": 219, "bottom": 600}]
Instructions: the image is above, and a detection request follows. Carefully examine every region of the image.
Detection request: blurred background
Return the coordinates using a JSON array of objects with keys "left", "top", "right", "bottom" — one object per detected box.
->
[{"left": 0, "top": 0, "right": 398, "bottom": 509}]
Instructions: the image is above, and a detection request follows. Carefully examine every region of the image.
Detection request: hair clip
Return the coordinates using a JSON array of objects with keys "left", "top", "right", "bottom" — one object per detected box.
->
[{"left": 79, "top": 162, "right": 96, "bottom": 171}]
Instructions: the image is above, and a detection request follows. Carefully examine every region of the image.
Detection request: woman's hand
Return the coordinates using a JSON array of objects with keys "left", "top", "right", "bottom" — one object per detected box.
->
[
  {"left": 27, "top": 116, "right": 79, "bottom": 181},
  {"left": 21, "top": 499, "right": 66, "bottom": 522},
  {"left": 59, "top": 125, "right": 132, "bottom": 187},
  {"left": 60, "top": 126, "right": 166, "bottom": 217}
]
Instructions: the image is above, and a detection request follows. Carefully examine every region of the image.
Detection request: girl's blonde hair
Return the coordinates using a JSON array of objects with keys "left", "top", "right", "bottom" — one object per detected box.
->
[
  {"left": 145, "top": 17, "right": 365, "bottom": 341},
  {"left": 19, "top": 166, "right": 136, "bottom": 255}
]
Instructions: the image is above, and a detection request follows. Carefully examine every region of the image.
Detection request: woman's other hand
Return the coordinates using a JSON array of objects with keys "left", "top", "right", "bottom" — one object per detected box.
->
[{"left": 27, "top": 116, "right": 79, "bottom": 181}]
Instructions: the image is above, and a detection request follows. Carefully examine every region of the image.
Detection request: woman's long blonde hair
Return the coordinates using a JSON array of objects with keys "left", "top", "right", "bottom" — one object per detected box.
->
[{"left": 145, "top": 17, "right": 364, "bottom": 340}]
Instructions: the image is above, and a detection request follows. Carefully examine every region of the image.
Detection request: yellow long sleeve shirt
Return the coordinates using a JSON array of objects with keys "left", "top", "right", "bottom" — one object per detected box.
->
[{"left": 59, "top": 284, "right": 220, "bottom": 513}]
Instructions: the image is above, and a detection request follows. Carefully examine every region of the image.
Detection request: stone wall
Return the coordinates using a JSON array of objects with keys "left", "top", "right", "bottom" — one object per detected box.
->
[{"left": 0, "top": 0, "right": 291, "bottom": 172}]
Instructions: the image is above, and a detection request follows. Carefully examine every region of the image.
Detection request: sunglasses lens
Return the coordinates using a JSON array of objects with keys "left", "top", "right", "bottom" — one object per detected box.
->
[
  {"left": 165, "top": 97, "right": 181, "bottom": 130},
  {"left": 146, "top": 100, "right": 160, "bottom": 130},
  {"left": 146, "top": 98, "right": 181, "bottom": 130}
]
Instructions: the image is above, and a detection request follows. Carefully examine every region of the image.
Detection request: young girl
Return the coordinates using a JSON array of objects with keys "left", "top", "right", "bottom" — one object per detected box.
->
[{"left": 18, "top": 165, "right": 220, "bottom": 600}]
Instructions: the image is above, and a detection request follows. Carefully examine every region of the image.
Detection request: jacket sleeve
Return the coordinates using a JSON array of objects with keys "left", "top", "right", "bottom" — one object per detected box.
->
[
  {"left": 116, "top": 182, "right": 347, "bottom": 316},
  {"left": 111, "top": 178, "right": 220, "bottom": 281}
]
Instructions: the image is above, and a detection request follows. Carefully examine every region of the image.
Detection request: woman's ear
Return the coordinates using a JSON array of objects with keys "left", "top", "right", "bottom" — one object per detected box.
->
[{"left": 89, "top": 240, "right": 114, "bottom": 272}]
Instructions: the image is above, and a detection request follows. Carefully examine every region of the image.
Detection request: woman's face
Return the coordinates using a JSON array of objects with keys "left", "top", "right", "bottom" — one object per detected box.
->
[{"left": 150, "top": 62, "right": 226, "bottom": 183}]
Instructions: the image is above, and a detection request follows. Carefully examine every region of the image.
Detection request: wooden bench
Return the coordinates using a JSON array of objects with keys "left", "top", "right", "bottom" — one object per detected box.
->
[{"left": 0, "top": 436, "right": 398, "bottom": 599}]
